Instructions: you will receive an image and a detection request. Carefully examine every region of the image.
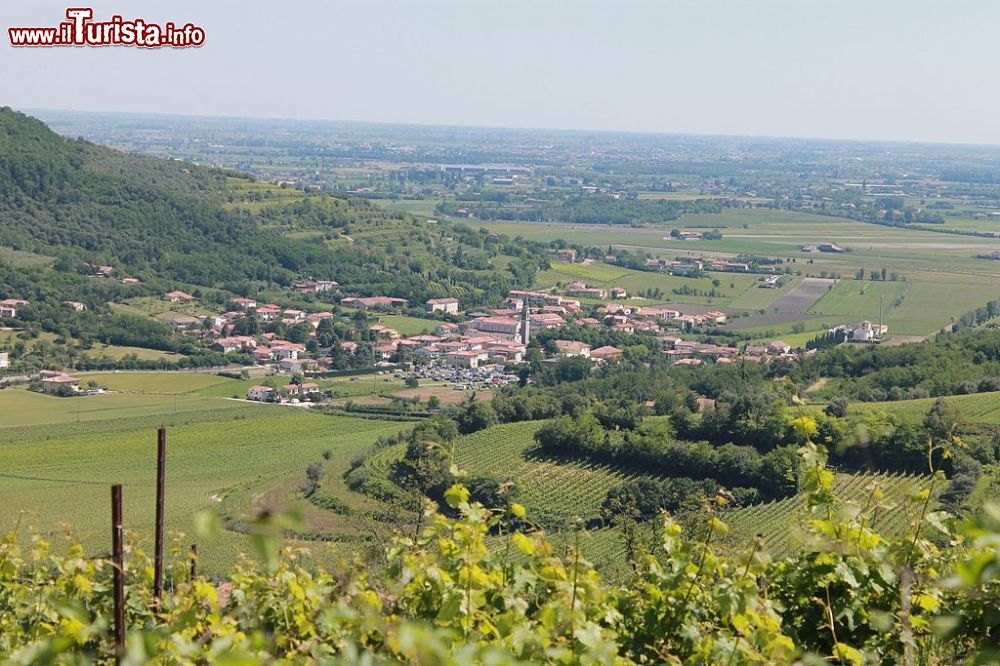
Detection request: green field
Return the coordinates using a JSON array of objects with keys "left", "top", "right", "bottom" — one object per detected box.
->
[
  {"left": 376, "top": 313, "right": 441, "bottom": 336},
  {"left": 86, "top": 344, "right": 187, "bottom": 361},
  {"left": 0, "top": 405, "right": 410, "bottom": 574},
  {"left": 451, "top": 421, "right": 648, "bottom": 523},
  {"left": 808, "top": 280, "right": 908, "bottom": 320},
  {"left": 0, "top": 245, "right": 56, "bottom": 268},
  {"left": 536, "top": 262, "right": 764, "bottom": 307},
  {"left": 478, "top": 208, "right": 1000, "bottom": 336},
  {"left": 81, "top": 371, "right": 233, "bottom": 394},
  {"left": 850, "top": 390, "right": 1000, "bottom": 424},
  {"left": 721, "top": 472, "right": 929, "bottom": 556},
  {"left": 111, "top": 295, "right": 217, "bottom": 320},
  {"left": 367, "top": 198, "right": 441, "bottom": 216},
  {"left": 0, "top": 386, "right": 241, "bottom": 429}
]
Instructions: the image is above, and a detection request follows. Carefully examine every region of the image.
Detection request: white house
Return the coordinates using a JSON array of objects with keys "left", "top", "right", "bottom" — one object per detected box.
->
[
  {"left": 247, "top": 385, "right": 276, "bottom": 402},
  {"left": 426, "top": 297, "right": 460, "bottom": 314}
]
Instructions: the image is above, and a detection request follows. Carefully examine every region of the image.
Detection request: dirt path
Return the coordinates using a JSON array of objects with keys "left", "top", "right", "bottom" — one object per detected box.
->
[{"left": 803, "top": 378, "right": 829, "bottom": 394}]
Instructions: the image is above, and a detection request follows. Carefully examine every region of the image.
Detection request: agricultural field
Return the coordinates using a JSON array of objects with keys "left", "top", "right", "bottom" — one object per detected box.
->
[
  {"left": 850, "top": 390, "right": 1000, "bottom": 425},
  {"left": 111, "top": 296, "right": 217, "bottom": 320},
  {"left": 0, "top": 385, "right": 240, "bottom": 429},
  {"left": 479, "top": 208, "right": 1000, "bottom": 337},
  {"left": 0, "top": 245, "right": 56, "bottom": 268},
  {"left": 366, "top": 198, "right": 441, "bottom": 216},
  {"left": 452, "top": 421, "right": 648, "bottom": 523},
  {"left": 0, "top": 406, "right": 410, "bottom": 574},
  {"left": 375, "top": 313, "right": 442, "bottom": 336},
  {"left": 351, "top": 420, "right": 936, "bottom": 568},
  {"left": 720, "top": 472, "right": 930, "bottom": 556},
  {"left": 81, "top": 371, "right": 234, "bottom": 395},
  {"left": 536, "top": 262, "right": 767, "bottom": 307},
  {"left": 85, "top": 344, "right": 187, "bottom": 361}
]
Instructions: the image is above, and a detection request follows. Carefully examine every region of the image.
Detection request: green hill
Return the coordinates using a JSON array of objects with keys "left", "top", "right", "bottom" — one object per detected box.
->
[{"left": 0, "top": 107, "right": 548, "bottom": 302}]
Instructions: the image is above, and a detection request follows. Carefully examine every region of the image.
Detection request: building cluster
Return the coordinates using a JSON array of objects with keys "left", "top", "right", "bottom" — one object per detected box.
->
[
  {"left": 831, "top": 320, "right": 889, "bottom": 342},
  {"left": 597, "top": 303, "right": 728, "bottom": 333},
  {"left": 661, "top": 337, "right": 807, "bottom": 366},
  {"left": 643, "top": 254, "right": 780, "bottom": 276}
]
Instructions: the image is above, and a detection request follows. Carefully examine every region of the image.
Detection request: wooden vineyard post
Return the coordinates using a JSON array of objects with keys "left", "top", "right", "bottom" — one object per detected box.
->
[
  {"left": 153, "top": 428, "right": 167, "bottom": 607},
  {"left": 111, "top": 484, "right": 125, "bottom": 658}
]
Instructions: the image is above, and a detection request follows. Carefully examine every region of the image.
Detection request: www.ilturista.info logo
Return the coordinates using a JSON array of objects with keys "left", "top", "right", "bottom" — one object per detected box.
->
[{"left": 8, "top": 8, "right": 205, "bottom": 48}]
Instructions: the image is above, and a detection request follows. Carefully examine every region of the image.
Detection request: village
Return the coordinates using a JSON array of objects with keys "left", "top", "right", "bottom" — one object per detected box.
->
[{"left": 0, "top": 261, "right": 888, "bottom": 401}]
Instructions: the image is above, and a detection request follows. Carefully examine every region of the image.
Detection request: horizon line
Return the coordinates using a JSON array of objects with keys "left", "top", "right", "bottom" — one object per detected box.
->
[{"left": 20, "top": 105, "right": 1000, "bottom": 152}]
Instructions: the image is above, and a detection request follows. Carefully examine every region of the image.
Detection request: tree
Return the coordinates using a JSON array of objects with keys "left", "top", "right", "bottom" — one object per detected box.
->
[
  {"left": 923, "top": 397, "right": 960, "bottom": 443},
  {"left": 454, "top": 397, "right": 498, "bottom": 434},
  {"left": 824, "top": 396, "right": 850, "bottom": 418}
]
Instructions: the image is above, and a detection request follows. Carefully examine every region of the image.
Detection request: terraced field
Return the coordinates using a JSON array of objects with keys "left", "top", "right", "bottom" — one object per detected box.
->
[
  {"left": 452, "top": 421, "right": 646, "bottom": 522},
  {"left": 349, "top": 419, "right": 939, "bottom": 571}
]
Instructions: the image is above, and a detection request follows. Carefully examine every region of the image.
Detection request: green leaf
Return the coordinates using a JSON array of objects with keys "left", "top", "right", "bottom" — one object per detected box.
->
[{"left": 444, "top": 483, "right": 470, "bottom": 509}]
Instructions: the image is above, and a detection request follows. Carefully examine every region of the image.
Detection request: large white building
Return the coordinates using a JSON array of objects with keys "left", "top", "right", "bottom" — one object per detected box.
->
[
  {"left": 472, "top": 316, "right": 520, "bottom": 336},
  {"left": 426, "top": 297, "right": 460, "bottom": 314}
]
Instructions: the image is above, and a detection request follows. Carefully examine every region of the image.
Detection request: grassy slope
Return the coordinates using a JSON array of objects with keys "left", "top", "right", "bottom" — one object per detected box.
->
[
  {"left": 0, "top": 407, "right": 410, "bottom": 574},
  {"left": 0, "top": 386, "right": 239, "bottom": 429}
]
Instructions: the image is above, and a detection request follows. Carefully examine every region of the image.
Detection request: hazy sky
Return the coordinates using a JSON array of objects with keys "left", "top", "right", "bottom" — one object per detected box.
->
[{"left": 2, "top": 0, "right": 999, "bottom": 144}]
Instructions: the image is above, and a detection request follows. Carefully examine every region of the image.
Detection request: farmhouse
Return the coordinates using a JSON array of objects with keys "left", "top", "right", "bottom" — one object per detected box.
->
[
  {"left": 293, "top": 280, "right": 339, "bottom": 294},
  {"left": 555, "top": 249, "right": 577, "bottom": 262},
  {"left": 565, "top": 282, "right": 607, "bottom": 299},
  {"left": 1, "top": 297, "right": 28, "bottom": 309},
  {"left": 231, "top": 297, "right": 258, "bottom": 309},
  {"left": 213, "top": 336, "right": 258, "bottom": 354},
  {"left": 277, "top": 358, "right": 313, "bottom": 374},
  {"left": 40, "top": 374, "right": 81, "bottom": 394},
  {"left": 836, "top": 321, "right": 889, "bottom": 342},
  {"left": 255, "top": 304, "right": 282, "bottom": 320},
  {"left": 284, "top": 383, "right": 320, "bottom": 398},
  {"left": 164, "top": 290, "right": 196, "bottom": 303},
  {"left": 269, "top": 340, "right": 306, "bottom": 360},
  {"left": 64, "top": 301, "right": 87, "bottom": 311},
  {"left": 306, "top": 312, "right": 335, "bottom": 328},
  {"left": 610, "top": 287, "right": 628, "bottom": 299},
  {"left": 247, "top": 385, "right": 276, "bottom": 402},
  {"left": 168, "top": 315, "right": 200, "bottom": 331},
  {"left": 767, "top": 340, "right": 792, "bottom": 355},
  {"left": 426, "top": 297, "right": 460, "bottom": 314}
]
